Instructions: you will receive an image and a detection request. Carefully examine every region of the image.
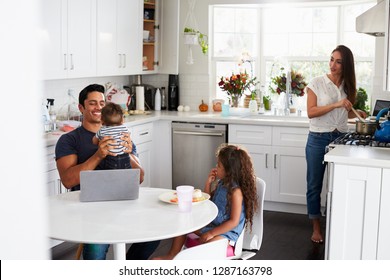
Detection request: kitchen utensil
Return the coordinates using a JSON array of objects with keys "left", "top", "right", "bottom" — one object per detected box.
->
[
  {"left": 351, "top": 107, "right": 366, "bottom": 122},
  {"left": 351, "top": 107, "right": 376, "bottom": 135},
  {"left": 356, "top": 120, "right": 377, "bottom": 135},
  {"left": 374, "top": 107, "right": 390, "bottom": 142}
]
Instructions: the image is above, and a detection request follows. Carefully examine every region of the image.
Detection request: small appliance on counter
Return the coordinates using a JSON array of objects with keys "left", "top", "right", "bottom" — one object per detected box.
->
[
  {"left": 168, "top": 74, "right": 179, "bottom": 111},
  {"left": 128, "top": 75, "right": 156, "bottom": 111}
]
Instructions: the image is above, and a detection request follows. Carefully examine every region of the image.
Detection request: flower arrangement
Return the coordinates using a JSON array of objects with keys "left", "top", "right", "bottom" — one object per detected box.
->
[
  {"left": 218, "top": 71, "right": 257, "bottom": 97},
  {"left": 270, "top": 69, "right": 307, "bottom": 97}
]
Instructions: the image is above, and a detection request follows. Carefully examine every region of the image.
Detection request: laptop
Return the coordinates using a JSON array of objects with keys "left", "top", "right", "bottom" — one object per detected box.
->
[
  {"left": 372, "top": 99, "right": 390, "bottom": 116},
  {"left": 80, "top": 169, "right": 140, "bottom": 202}
]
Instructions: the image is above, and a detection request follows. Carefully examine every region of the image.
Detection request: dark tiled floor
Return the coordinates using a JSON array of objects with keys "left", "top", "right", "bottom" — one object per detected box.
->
[
  {"left": 52, "top": 211, "right": 325, "bottom": 260},
  {"left": 252, "top": 211, "right": 325, "bottom": 260}
]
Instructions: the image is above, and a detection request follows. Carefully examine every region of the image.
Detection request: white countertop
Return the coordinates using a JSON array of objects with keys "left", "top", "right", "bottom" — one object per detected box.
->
[
  {"left": 45, "top": 110, "right": 361, "bottom": 147},
  {"left": 325, "top": 145, "right": 390, "bottom": 169},
  {"left": 45, "top": 110, "right": 311, "bottom": 146}
]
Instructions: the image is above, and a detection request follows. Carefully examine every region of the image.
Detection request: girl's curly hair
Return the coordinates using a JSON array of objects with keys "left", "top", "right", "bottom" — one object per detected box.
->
[{"left": 216, "top": 144, "right": 258, "bottom": 232}]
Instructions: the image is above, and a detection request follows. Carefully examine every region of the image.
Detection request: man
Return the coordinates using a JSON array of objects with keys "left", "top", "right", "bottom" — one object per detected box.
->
[{"left": 55, "top": 84, "right": 159, "bottom": 260}]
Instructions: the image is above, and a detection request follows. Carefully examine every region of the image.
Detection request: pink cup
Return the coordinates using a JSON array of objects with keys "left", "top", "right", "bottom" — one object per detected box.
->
[{"left": 176, "top": 185, "right": 194, "bottom": 212}]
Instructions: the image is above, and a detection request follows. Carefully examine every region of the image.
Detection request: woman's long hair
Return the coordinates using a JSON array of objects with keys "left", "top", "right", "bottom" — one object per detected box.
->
[
  {"left": 332, "top": 45, "right": 356, "bottom": 104},
  {"left": 217, "top": 144, "right": 258, "bottom": 231}
]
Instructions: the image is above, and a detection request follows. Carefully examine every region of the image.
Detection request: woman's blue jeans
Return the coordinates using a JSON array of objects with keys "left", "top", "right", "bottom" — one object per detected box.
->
[{"left": 305, "top": 131, "right": 343, "bottom": 219}]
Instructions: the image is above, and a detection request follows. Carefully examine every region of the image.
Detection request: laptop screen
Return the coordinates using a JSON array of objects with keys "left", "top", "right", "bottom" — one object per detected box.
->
[{"left": 373, "top": 99, "right": 390, "bottom": 116}]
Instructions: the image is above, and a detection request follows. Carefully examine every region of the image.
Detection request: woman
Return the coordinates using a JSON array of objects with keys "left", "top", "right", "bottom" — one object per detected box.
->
[{"left": 305, "top": 45, "right": 366, "bottom": 243}]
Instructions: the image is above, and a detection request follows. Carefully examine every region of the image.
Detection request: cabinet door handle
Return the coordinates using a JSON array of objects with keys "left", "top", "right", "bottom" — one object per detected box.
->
[
  {"left": 118, "top": 54, "right": 122, "bottom": 68},
  {"left": 57, "top": 179, "right": 62, "bottom": 194},
  {"left": 63, "top": 54, "right": 67, "bottom": 70},
  {"left": 139, "top": 131, "right": 149, "bottom": 136},
  {"left": 265, "top": 153, "right": 268, "bottom": 168},
  {"left": 123, "top": 54, "right": 126, "bottom": 68},
  {"left": 70, "top": 54, "right": 74, "bottom": 70},
  {"left": 274, "top": 154, "right": 277, "bottom": 169}
]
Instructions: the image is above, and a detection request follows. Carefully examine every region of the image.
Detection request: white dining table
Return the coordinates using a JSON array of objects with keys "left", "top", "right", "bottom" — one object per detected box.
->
[{"left": 48, "top": 188, "right": 218, "bottom": 260}]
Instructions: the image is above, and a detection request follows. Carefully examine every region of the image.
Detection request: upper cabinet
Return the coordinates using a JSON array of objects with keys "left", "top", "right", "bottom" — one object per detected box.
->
[
  {"left": 41, "top": 0, "right": 97, "bottom": 80},
  {"left": 142, "top": 0, "right": 179, "bottom": 75},
  {"left": 159, "top": 0, "right": 180, "bottom": 74},
  {"left": 97, "top": 0, "right": 143, "bottom": 76},
  {"left": 40, "top": 0, "right": 178, "bottom": 80}
]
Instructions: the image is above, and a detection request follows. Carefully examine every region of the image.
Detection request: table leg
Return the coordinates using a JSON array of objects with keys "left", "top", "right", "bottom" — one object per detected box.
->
[{"left": 113, "top": 243, "right": 126, "bottom": 260}]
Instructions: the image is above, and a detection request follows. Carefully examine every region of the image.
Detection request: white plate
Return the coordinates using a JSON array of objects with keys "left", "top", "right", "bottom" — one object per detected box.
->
[{"left": 158, "top": 191, "right": 210, "bottom": 205}]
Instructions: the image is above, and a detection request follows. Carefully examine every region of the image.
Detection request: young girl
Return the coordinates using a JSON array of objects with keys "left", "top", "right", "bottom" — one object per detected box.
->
[{"left": 153, "top": 144, "right": 258, "bottom": 259}]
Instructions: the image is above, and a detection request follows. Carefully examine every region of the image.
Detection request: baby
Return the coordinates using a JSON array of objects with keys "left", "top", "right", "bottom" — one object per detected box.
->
[{"left": 93, "top": 102, "right": 131, "bottom": 170}]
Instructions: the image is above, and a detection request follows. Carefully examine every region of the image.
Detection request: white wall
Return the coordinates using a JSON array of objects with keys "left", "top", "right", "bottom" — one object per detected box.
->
[{"left": 0, "top": 0, "right": 49, "bottom": 259}]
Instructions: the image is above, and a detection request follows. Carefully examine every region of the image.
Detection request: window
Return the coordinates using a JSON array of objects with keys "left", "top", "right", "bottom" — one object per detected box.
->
[{"left": 212, "top": 1, "right": 376, "bottom": 107}]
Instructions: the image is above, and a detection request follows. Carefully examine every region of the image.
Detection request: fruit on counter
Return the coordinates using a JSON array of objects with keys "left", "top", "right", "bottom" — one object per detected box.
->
[
  {"left": 213, "top": 102, "right": 222, "bottom": 112},
  {"left": 177, "top": 105, "right": 184, "bottom": 112},
  {"left": 199, "top": 100, "right": 208, "bottom": 112},
  {"left": 184, "top": 105, "right": 190, "bottom": 112}
]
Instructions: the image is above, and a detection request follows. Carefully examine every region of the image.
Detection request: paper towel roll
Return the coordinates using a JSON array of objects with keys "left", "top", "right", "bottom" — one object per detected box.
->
[{"left": 136, "top": 86, "right": 145, "bottom": 111}]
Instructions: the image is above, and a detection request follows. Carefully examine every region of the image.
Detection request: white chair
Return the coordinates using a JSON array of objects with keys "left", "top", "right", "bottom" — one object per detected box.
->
[
  {"left": 173, "top": 238, "right": 228, "bottom": 260},
  {"left": 229, "top": 177, "right": 266, "bottom": 260},
  {"left": 174, "top": 177, "right": 266, "bottom": 260}
]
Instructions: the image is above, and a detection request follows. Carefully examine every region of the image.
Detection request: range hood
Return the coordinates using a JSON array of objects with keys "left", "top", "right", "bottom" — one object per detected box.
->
[{"left": 356, "top": 0, "right": 386, "bottom": 37}]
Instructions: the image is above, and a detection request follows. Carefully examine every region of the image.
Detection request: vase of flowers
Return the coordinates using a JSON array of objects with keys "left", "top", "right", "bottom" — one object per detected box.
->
[{"left": 218, "top": 71, "right": 257, "bottom": 107}]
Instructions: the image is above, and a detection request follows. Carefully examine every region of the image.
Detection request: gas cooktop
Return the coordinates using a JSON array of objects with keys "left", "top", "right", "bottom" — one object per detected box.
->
[{"left": 332, "top": 132, "right": 390, "bottom": 148}]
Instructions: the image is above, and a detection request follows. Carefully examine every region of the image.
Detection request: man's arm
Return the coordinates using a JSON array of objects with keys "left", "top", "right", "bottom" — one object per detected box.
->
[{"left": 56, "top": 136, "right": 115, "bottom": 189}]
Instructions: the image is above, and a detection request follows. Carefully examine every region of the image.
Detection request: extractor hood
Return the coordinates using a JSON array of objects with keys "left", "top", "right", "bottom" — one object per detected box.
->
[{"left": 356, "top": 0, "right": 386, "bottom": 36}]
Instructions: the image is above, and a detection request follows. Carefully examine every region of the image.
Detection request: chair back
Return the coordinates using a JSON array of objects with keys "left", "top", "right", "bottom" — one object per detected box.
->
[
  {"left": 242, "top": 177, "right": 266, "bottom": 251},
  {"left": 228, "top": 177, "right": 266, "bottom": 259},
  {"left": 174, "top": 238, "right": 228, "bottom": 260}
]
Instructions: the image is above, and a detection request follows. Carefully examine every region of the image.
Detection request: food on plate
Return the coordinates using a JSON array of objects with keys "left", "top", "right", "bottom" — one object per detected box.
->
[
  {"left": 192, "top": 189, "right": 202, "bottom": 198},
  {"left": 169, "top": 189, "right": 206, "bottom": 203}
]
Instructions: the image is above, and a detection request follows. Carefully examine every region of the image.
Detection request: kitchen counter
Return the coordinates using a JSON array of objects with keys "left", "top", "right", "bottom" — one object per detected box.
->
[
  {"left": 45, "top": 110, "right": 311, "bottom": 146},
  {"left": 45, "top": 110, "right": 361, "bottom": 147},
  {"left": 325, "top": 145, "right": 390, "bottom": 168}
]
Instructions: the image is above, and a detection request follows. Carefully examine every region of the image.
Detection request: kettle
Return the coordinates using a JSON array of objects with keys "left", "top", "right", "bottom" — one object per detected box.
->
[{"left": 374, "top": 107, "right": 390, "bottom": 142}]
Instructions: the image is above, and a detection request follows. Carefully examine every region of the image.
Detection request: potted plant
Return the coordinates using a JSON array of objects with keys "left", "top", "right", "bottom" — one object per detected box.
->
[
  {"left": 353, "top": 87, "right": 370, "bottom": 115},
  {"left": 184, "top": 27, "right": 208, "bottom": 54}
]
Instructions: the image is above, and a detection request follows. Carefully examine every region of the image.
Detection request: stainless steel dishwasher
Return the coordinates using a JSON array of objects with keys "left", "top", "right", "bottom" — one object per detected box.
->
[{"left": 172, "top": 122, "right": 228, "bottom": 189}]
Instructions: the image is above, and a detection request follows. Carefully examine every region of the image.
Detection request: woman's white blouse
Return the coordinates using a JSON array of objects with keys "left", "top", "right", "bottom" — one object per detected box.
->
[{"left": 306, "top": 74, "right": 349, "bottom": 133}]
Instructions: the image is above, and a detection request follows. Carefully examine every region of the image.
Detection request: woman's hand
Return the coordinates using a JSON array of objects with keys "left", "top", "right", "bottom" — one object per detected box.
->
[{"left": 336, "top": 98, "right": 353, "bottom": 111}]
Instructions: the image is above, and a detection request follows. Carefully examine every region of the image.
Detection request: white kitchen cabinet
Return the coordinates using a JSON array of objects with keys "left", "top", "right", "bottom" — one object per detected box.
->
[
  {"left": 151, "top": 120, "right": 172, "bottom": 189},
  {"left": 41, "top": 0, "right": 97, "bottom": 80},
  {"left": 128, "top": 122, "right": 153, "bottom": 188},
  {"left": 229, "top": 124, "right": 308, "bottom": 205},
  {"left": 377, "top": 168, "right": 390, "bottom": 259},
  {"left": 45, "top": 145, "right": 67, "bottom": 196},
  {"left": 142, "top": 0, "right": 179, "bottom": 74},
  {"left": 327, "top": 164, "right": 386, "bottom": 260},
  {"left": 97, "top": 0, "right": 142, "bottom": 76}
]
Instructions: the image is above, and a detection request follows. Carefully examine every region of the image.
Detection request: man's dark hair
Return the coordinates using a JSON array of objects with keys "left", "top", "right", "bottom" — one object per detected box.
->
[{"left": 79, "top": 84, "right": 105, "bottom": 107}]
